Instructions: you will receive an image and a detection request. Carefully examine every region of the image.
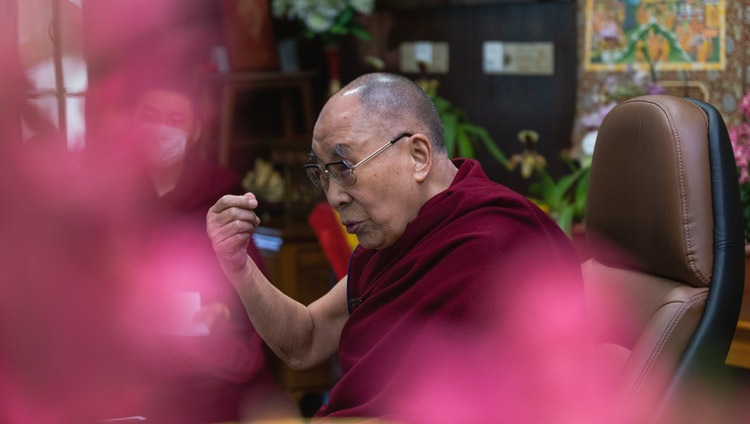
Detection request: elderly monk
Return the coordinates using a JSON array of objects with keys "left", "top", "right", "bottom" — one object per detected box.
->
[{"left": 207, "top": 72, "right": 586, "bottom": 421}]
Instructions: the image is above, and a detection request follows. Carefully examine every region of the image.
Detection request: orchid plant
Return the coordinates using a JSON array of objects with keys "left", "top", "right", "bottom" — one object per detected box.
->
[
  {"left": 578, "top": 65, "right": 666, "bottom": 167},
  {"left": 508, "top": 130, "right": 589, "bottom": 236},
  {"left": 581, "top": 65, "right": 666, "bottom": 131},
  {"left": 415, "top": 74, "right": 508, "bottom": 169}
]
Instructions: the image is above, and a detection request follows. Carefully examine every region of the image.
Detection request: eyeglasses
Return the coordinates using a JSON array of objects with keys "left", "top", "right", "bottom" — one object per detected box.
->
[{"left": 303, "top": 133, "right": 412, "bottom": 190}]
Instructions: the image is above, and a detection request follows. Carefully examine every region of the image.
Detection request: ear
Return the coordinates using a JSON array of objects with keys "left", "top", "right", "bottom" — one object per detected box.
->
[{"left": 410, "top": 133, "right": 432, "bottom": 183}]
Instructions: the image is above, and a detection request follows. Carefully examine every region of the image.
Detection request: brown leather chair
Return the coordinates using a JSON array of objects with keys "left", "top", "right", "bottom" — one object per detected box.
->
[{"left": 583, "top": 95, "right": 745, "bottom": 423}]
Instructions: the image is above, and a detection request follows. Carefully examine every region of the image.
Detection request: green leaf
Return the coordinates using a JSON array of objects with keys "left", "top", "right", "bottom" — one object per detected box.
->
[
  {"left": 330, "top": 23, "right": 348, "bottom": 35},
  {"left": 554, "top": 172, "right": 581, "bottom": 197},
  {"left": 350, "top": 25, "right": 372, "bottom": 41},
  {"left": 572, "top": 168, "right": 590, "bottom": 219},
  {"left": 556, "top": 205, "right": 575, "bottom": 235},
  {"left": 432, "top": 96, "right": 451, "bottom": 113},
  {"left": 529, "top": 170, "right": 555, "bottom": 198},
  {"left": 463, "top": 125, "right": 508, "bottom": 166},
  {"left": 539, "top": 170, "right": 567, "bottom": 209},
  {"left": 456, "top": 127, "right": 474, "bottom": 158},
  {"left": 443, "top": 113, "right": 458, "bottom": 158},
  {"left": 427, "top": 94, "right": 507, "bottom": 168},
  {"left": 335, "top": 7, "right": 354, "bottom": 26}
]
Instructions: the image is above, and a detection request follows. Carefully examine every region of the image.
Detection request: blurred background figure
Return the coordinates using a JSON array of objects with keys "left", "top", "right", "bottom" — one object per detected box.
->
[
  {"left": 5, "top": 0, "right": 300, "bottom": 420},
  {"left": 0, "top": 71, "right": 300, "bottom": 423},
  {"left": 101, "top": 76, "right": 300, "bottom": 423}
]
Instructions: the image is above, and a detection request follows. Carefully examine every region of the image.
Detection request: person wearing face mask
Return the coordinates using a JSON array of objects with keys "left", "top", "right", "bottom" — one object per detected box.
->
[
  {"left": 131, "top": 82, "right": 222, "bottom": 199},
  {"left": 109, "top": 79, "right": 300, "bottom": 423}
]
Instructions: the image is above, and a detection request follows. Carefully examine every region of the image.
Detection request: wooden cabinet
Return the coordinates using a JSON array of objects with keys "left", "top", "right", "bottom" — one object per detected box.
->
[
  {"left": 210, "top": 71, "right": 316, "bottom": 168},
  {"left": 254, "top": 224, "right": 336, "bottom": 402},
  {"left": 201, "top": 70, "right": 325, "bottom": 223}
]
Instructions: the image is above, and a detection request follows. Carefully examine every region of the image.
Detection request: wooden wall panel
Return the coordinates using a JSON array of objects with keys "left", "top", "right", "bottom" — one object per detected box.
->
[{"left": 340, "top": 1, "right": 578, "bottom": 192}]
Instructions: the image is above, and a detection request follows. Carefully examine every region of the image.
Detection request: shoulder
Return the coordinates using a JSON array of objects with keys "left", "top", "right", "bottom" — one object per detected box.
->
[{"left": 427, "top": 165, "right": 579, "bottom": 272}]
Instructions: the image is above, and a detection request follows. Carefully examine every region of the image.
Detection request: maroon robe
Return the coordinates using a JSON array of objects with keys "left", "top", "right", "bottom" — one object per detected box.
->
[{"left": 317, "top": 159, "right": 585, "bottom": 420}]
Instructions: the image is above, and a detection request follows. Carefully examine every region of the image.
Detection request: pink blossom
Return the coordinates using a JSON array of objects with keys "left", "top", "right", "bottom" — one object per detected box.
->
[
  {"left": 740, "top": 92, "right": 750, "bottom": 119},
  {"left": 729, "top": 123, "right": 750, "bottom": 184}
]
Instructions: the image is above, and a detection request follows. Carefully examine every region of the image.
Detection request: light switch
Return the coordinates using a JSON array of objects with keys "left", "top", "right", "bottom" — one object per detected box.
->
[
  {"left": 483, "top": 42, "right": 504, "bottom": 73},
  {"left": 414, "top": 42, "right": 433, "bottom": 65},
  {"left": 399, "top": 42, "right": 449, "bottom": 74},
  {"left": 482, "top": 41, "right": 555, "bottom": 76}
]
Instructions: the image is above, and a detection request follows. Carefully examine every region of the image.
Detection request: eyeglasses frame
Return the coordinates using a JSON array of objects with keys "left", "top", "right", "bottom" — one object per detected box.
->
[{"left": 303, "top": 132, "right": 413, "bottom": 189}]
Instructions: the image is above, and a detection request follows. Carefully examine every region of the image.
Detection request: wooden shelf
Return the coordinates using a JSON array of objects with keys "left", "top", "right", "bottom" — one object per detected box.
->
[
  {"left": 202, "top": 71, "right": 317, "bottom": 169},
  {"left": 200, "top": 70, "right": 324, "bottom": 222}
]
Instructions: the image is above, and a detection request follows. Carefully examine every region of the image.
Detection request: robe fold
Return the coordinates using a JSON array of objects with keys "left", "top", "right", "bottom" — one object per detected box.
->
[{"left": 317, "top": 159, "right": 585, "bottom": 420}]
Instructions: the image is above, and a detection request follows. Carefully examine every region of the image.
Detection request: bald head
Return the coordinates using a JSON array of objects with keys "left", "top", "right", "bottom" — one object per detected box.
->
[{"left": 331, "top": 73, "right": 446, "bottom": 154}]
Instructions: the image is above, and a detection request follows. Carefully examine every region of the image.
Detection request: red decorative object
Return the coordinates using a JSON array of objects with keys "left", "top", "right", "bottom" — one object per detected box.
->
[{"left": 308, "top": 202, "right": 352, "bottom": 280}]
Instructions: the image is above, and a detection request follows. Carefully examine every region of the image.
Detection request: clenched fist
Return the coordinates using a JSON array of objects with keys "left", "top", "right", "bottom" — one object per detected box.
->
[{"left": 206, "top": 193, "right": 262, "bottom": 278}]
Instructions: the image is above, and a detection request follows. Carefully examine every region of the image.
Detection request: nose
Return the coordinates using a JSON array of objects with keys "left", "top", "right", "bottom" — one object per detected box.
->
[{"left": 324, "top": 181, "right": 353, "bottom": 210}]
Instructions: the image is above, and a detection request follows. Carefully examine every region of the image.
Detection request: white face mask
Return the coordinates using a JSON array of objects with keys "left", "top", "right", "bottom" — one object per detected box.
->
[{"left": 138, "top": 123, "right": 189, "bottom": 168}]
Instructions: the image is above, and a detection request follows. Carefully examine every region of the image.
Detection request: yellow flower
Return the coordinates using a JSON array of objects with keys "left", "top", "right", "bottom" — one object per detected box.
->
[{"left": 508, "top": 129, "right": 546, "bottom": 179}]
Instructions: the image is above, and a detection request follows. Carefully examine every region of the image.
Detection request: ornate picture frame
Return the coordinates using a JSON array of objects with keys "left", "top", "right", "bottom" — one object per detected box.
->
[{"left": 584, "top": 0, "right": 725, "bottom": 72}]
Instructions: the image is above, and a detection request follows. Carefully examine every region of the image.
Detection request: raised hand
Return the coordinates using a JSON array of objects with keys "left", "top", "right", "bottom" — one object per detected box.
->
[{"left": 206, "top": 193, "right": 262, "bottom": 277}]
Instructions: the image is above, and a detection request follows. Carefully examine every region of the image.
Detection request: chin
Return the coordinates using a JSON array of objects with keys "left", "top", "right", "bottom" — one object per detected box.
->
[
  {"left": 358, "top": 237, "right": 393, "bottom": 251},
  {"left": 355, "top": 234, "right": 376, "bottom": 250},
  {"left": 357, "top": 240, "right": 376, "bottom": 250}
]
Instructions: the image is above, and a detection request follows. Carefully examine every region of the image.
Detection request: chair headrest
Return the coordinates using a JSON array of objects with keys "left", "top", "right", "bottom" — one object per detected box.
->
[{"left": 585, "top": 95, "right": 713, "bottom": 287}]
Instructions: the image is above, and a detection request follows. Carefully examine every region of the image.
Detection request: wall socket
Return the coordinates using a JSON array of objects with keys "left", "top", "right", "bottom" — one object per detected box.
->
[
  {"left": 399, "top": 42, "right": 450, "bottom": 74},
  {"left": 483, "top": 41, "right": 555, "bottom": 76}
]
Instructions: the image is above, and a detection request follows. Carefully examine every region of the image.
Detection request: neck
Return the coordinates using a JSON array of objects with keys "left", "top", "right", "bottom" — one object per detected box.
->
[
  {"left": 424, "top": 155, "right": 459, "bottom": 199},
  {"left": 435, "top": 155, "right": 459, "bottom": 184}
]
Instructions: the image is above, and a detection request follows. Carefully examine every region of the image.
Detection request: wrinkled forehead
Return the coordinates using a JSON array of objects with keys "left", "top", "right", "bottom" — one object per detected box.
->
[
  {"left": 310, "top": 126, "right": 388, "bottom": 163},
  {"left": 310, "top": 94, "right": 379, "bottom": 161}
]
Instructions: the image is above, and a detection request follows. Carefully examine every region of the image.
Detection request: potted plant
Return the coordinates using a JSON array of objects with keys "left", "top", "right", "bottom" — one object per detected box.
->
[
  {"left": 271, "top": 0, "right": 374, "bottom": 44},
  {"left": 415, "top": 74, "right": 508, "bottom": 169},
  {"left": 508, "top": 130, "right": 590, "bottom": 236},
  {"left": 271, "top": 0, "right": 376, "bottom": 94},
  {"left": 527, "top": 161, "right": 590, "bottom": 236}
]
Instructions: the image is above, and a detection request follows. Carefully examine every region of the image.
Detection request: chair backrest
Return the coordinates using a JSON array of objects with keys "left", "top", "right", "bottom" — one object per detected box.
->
[{"left": 583, "top": 94, "right": 745, "bottom": 423}]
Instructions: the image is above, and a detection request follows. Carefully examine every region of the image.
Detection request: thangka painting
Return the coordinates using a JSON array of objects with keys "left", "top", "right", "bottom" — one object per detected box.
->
[{"left": 584, "top": 0, "right": 725, "bottom": 71}]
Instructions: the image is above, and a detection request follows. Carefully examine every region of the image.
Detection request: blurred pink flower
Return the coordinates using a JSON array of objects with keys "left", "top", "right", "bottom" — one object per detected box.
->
[
  {"left": 728, "top": 94, "right": 750, "bottom": 240},
  {"left": 740, "top": 92, "right": 750, "bottom": 118},
  {"left": 729, "top": 123, "right": 750, "bottom": 183}
]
